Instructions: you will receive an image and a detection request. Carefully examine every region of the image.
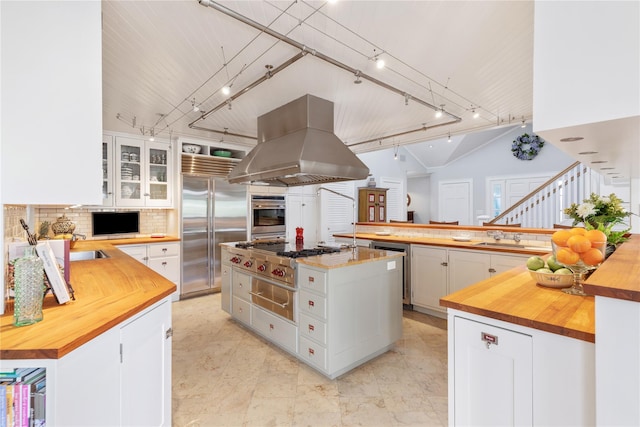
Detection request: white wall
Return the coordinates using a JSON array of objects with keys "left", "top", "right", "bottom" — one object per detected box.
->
[{"left": 359, "top": 124, "right": 575, "bottom": 224}]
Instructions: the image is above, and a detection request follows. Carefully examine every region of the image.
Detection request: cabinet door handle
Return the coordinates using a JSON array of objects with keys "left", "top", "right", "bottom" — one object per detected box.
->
[
  {"left": 162, "top": 261, "right": 167, "bottom": 266},
  {"left": 165, "top": 327, "right": 173, "bottom": 339},
  {"left": 481, "top": 332, "right": 498, "bottom": 348},
  {"left": 441, "top": 262, "right": 448, "bottom": 267},
  {"left": 488, "top": 268, "right": 496, "bottom": 273}
]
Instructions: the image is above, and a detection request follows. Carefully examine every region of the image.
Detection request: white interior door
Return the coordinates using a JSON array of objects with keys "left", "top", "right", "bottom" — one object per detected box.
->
[
  {"left": 439, "top": 180, "right": 473, "bottom": 224},
  {"left": 379, "top": 177, "right": 404, "bottom": 221}
]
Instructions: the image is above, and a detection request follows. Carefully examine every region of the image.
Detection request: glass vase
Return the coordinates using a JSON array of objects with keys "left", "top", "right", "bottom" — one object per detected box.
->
[{"left": 13, "top": 246, "right": 45, "bottom": 327}]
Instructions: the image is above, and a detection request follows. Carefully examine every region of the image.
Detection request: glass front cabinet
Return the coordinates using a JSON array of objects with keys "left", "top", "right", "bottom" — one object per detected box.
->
[
  {"left": 102, "top": 134, "right": 114, "bottom": 206},
  {"left": 115, "top": 136, "right": 172, "bottom": 207}
]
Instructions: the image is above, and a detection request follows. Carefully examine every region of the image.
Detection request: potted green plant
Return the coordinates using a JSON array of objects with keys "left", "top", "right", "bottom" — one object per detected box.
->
[{"left": 564, "top": 193, "right": 631, "bottom": 250}]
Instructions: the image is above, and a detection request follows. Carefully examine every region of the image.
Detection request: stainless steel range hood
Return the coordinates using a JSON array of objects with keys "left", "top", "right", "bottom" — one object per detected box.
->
[{"left": 227, "top": 94, "right": 369, "bottom": 186}]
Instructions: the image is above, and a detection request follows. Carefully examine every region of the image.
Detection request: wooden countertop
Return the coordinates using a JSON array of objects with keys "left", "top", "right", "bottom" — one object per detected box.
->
[
  {"left": 0, "top": 239, "right": 177, "bottom": 360},
  {"left": 334, "top": 233, "right": 552, "bottom": 256},
  {"left": 440, "top": 266, "right": 595, "bottom": 342},
  {"left": 88, "top": 235, "right": 181, "bottom": 246},
  {"left": 583, "top": 236, "right": 640, "bottom": 301},
  {"left": 296, "top": 247, "right": 403, "bottom": 269}
]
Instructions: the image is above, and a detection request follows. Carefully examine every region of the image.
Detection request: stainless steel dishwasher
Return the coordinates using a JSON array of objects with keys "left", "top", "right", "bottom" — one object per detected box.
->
[{"left": 370, "top": 241, "right": 412, "bottom": 310}]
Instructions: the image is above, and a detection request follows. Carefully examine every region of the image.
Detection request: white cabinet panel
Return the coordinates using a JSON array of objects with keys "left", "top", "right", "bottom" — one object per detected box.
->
[
  {"left": 251, "top": 306, "right": 297, "bottom": 353},
  {"left": 232, "top": 296, "right": 251, "bottom": 326},
  {"left": 299, "top": 289, "right": 327, "bottom": 320},
  {"left": 411, "top": 246, "right": 448, "bottom": 311},
  {"left": 448, "top": 250, "right": 491, "bottom": 294},
  {"left": 453, "top": 316, "right": 533, "bottom": 426}
]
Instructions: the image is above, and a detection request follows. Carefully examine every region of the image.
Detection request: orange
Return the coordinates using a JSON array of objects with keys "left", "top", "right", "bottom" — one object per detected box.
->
[
  {"left": 567, "top": 235, "right": 592, "bottom": 253},
  {"left": 569, "top": 227, "right": 587, "bottom": 236},
  {"left": 556, "top": 247, "right": 580, "bottom": 265},
  {"left": 551, "top": 230, "right": 572, "bottom": 247},
  {"left": 585, "top": 229, "right": 607, "bottom": 248},
  {"left": 581, "top": 247, "right": 604, "bottom": 266}
]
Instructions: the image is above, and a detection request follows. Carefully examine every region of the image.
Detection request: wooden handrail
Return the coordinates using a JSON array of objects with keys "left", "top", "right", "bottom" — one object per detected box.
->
[{"left": 488, "top": 161, "right": 584, "bottom": 224}]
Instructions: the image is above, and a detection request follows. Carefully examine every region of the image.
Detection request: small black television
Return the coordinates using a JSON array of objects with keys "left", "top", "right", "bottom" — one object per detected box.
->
[{"left": 92, "top": 211, "right": 140, "bottom": 236}]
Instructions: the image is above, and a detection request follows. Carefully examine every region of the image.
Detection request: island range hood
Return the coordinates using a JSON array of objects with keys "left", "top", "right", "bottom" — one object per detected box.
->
[{"left": 227, "top": 94, "right": 369, "bottom": 186}]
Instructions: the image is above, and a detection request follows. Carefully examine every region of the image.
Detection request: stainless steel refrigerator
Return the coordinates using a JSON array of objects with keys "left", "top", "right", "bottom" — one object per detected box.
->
[{"left": 181, "top": 175, "right": 247, "bottom": 298}]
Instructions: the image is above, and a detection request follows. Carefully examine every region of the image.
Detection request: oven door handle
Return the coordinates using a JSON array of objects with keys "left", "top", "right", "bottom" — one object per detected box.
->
[{"left": 249, "top": 291, "right": 289, "bottom": 309}]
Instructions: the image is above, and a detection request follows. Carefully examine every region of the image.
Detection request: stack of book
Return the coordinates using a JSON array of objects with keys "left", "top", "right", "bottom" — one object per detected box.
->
[{"left": 0, "top": 368, "right": 46, "bottom": 427}]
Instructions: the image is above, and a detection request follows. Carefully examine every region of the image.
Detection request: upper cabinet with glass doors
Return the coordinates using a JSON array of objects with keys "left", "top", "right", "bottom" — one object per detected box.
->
[
  {"left": 102, "top": 134, "right": 115, "bottom": 206},
  {"left": 115, "top": 136, "right": 173, "bottom": 207}
]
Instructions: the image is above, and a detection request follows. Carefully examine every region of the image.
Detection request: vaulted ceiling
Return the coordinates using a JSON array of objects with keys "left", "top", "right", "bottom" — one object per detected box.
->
[{"left": 102, "top": 0, "right": 535, "bottom": 168}]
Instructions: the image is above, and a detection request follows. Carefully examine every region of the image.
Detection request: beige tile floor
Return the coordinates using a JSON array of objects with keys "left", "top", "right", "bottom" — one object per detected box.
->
[{"left": 172, "top": 293, "right": 448, "bottom": 427}]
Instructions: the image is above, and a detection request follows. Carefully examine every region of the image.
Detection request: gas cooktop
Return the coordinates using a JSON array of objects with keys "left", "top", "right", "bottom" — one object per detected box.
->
[{"left": 234, "top": 240, "right": 342, "bottom": 258}]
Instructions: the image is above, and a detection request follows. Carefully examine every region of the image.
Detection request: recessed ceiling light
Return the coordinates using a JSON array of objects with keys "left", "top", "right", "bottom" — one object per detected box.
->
[
  {"left": 578, "top": 151, "right": 598, "bottom": 155},
  {"left": 560, "top": 137, "right": 584, "bottom": 142},
  {"left": 591, "top": 160, "right": 608, "bottom": 164}
]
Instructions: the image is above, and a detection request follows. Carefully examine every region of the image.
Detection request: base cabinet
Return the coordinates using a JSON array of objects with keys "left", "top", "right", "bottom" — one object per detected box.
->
[
  {"left": 117, "top": 242, "right": 180, "bottom": 298},
  {"left": 448, "top": 309, "right": 595, "bottom": 426},
  {"left": 412, "top": 245, "right": 528, "bottom": 316},
  {"left": 0, "top": 298, "right": 172, "bottom": 426}
]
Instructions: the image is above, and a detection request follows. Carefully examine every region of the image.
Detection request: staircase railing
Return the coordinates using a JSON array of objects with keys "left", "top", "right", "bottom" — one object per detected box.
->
[{"left": 488, "top": 162, "right": 596, "bottom": 228}]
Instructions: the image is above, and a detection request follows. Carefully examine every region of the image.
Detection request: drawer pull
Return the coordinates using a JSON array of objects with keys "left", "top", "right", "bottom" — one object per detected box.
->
[
  {"left": 488, "top": 268, "right": 496, "bottom": 273},
  {"left": 308, "top": 348, "right": 315, "bottom": 355},
  {"left": 308, "top": 300, "right": 315, "bottom": 307},
  {"left": 162, "top": 261, "right": 167, "bottom": 266},
  {"left": 308, "top": 324, "right": 315, "bottom": 332},
  {"left": 249, "top": 291, "right": 289, "bottom": 309},
  {"left": 481, "top": 332, "right": 498, "bottom": 348},
  {"left": 308, "top": 276, "right": 315, "bottom": 283},
  {"left": 269, "top": 323, "right": 274, "bottom": 330}
]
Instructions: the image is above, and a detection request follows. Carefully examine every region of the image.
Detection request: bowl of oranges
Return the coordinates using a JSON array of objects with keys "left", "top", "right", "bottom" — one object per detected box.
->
[{"left": 550, "top": 227, "right": 607, "bottom": 295}]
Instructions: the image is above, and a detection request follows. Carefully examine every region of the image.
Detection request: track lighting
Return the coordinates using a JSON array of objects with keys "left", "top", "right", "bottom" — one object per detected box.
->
[
  {"left": 394, "top": 145, "right": 398, "bottom": 160},
  {"left": 521, "top": 119, "right": 526, "bottom": 128},
  {"left": 435, "top": 105, "right": 444, "bottom": 118},
  {"left": 376, "top": 57, "right": 385, "bottom": 69},
  {"left": 221, "top": 85, "right": 231, "bottom": 96},
  {"left": 192, "top": 98, "right": 199, "bottom": 112},
  {"left": 149, "top": 128, "right": 155, "bottom": 142},
  {"left": 354, "top": 70, "right": 362, "bottom": 84},
  {"left": 472, "top": 109, "right": 479, "bottom": 119},
  {"left": 447, "top": 133, "right": 452, "bottom": 143}
]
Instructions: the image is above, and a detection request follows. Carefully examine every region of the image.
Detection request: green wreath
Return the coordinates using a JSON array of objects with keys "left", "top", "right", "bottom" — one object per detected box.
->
[{"left": 511, "top": 133, "right": 544, "bottom": 160}]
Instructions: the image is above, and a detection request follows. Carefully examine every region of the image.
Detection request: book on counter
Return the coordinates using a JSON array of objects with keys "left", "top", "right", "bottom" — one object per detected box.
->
[{"left": 36, "top": 241, "right": 71, "bottom": 304}]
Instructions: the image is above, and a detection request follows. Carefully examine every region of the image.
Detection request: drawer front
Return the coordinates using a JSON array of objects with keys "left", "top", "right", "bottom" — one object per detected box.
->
[
  {"left": 147, "top": 256, "right": 180, "bottom": 283},
  {"left": 299, "top": 336, "right": 327, "bottom": 371},
  {"left": 232, "top": 296, "right": 251, "bottom": 326},
  {"left": 299, "top": 289, "right": 327, "bottom": 320},
  {"left": 251, "top": 306, "right": 297, "bottom": 353},
  {"left": 117, "top": 244, "right": 147, "bottom": 264},
  {"left": 148, "top": 242, "right": 180, "bottom": 258},
  {"left": 232, "top": 272, "right": 252, "bottom": 301},
  {"left": 298, "top": 267, "right": 327, "bottom": 295},
  {"left": 299, "top": 312, "right": 327, "bottom": 346}
]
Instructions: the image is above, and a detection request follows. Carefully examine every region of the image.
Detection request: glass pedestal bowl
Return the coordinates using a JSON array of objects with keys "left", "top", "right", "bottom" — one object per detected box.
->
[{"left": 551, "top": 241, "right": 605, "bottom": 296}]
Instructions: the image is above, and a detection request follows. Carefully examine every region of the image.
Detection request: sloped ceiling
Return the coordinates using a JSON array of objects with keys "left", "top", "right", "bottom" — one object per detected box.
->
[{"left": 102, "top": 0, "right": 535, "bottom": 169}]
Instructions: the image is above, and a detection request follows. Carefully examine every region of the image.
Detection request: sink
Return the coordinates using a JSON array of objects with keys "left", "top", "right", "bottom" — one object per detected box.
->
[
  {"left": 69, "top": 250, "right": 110, "bottom": 261},
  {"left": 472, "top": 242, "right": 551, "bottom": 251}
]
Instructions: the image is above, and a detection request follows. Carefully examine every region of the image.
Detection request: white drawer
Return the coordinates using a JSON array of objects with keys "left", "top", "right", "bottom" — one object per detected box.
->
[
  {"left": 147, "top": 256, "right": 180, "bottom": 283},
  {"left": 232, "top": 271, "right": 252, "bottom": 301},
  {"left": 299, "top": 312, "right": 327, "bottom": 346},
  {"left": 251, "top": 306, "right": 297, "bottom": 353},
  {"left": 299, "top": 289, "right": 327, "bottom": 320},
  {"left": 299, "top": 336, "right": 327, "bottom": 371},
  {"left": 232, "top": 296, "right": 251, "bottom": 326},
  {"left": 148, "top": 242, "right": 180, "bottom": 258},
  {"left": 298, "top": 267, "right": 327, "bottom": 295}
]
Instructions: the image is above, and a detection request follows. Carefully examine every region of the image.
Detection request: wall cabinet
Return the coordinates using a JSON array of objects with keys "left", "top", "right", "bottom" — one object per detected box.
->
[
  {"left": 115, "top": 136, "right": 173, "bottom": 208},
  {"left": 0, "top": 298, "right": 172, "bottom": 426},
  {"left": 411, "top": 245, "right": 528, "bottom": 316},
  {"left": 448, "top": 309, "right": 595, "bottom": 426},
  {"left": 101, "top": 134, "right": 115, "bottom": 206},
  {"left": 358, "top": 188, "right": 387, "bottom": 222}
]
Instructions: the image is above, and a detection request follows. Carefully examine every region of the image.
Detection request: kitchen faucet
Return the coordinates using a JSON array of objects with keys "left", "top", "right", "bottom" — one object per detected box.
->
[
  {"left": 487, "top": 230, "right": 504, "bottom": 241},
  {"left": 317, "top": 187, "right": 357, "bottom": 249}
]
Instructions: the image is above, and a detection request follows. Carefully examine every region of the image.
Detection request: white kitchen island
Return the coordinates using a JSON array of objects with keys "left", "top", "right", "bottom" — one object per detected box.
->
[{"left": 221, "top": 244, "right": 404, "bottom": 379}]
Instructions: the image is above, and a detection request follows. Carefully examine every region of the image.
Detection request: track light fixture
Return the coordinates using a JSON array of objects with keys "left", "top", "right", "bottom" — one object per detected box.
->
[
  {"left": 472, "top": 108, "right": 479, "bottom": 119},
  {"left": 192, "top": 98, "right": 199, "bottom": 112},
  {"left": 447, "top": 133, "right": 452, "bottom": 143},
  {"left": 521, "top": 118, "right": 526, "bottom": 128},
  {"left": 435, "top": 104, "right": 444, "bottom": 118},
  {"left": 372, "top": 49, "right": 385, "bottom": 69},
  {"left": 149, "top": 128, "right": 155, "bottom": 142},
  {"left": 354, "top": 70, "right": 362, "bottom": 84},
  {"left": 221, "top": 85, "right": 231, "bottom": 95},
  {"left": 394, "top": 145, "right": 398, "bottom": 160}
]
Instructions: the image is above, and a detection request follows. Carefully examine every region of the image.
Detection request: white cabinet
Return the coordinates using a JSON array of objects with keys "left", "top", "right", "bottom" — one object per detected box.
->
[
  {"left": 411, "top": 246, "right": 448, "bottom": 312},
  {"left": 452, "top": 315, "right": 533, "bottom": 426},
  {"left": 101, "top": 134, "right": 115, "bottom": 207},
  {"left": 221, "top": 264, "right": 231, "bottom": 314},
  {"left": 287, "top": 185, "right": 318, "bottom": 242},
  {"left": 117, "top": 242, "right": 180, "bottom": 298},
  {"left": 412, "top": 246, "right": 528, "bottom": 316},
  {"left": 1, "top": 1, "right": 102, "bottom": 206},
  {"left": 115, "top": 136, "right": 173, "bottom": 207},
  {"left": 448, "top": 309, "right": 595, "bottom": 426},
  {"left": 0, "top": 297, "right": 172, "bottom": 426}
]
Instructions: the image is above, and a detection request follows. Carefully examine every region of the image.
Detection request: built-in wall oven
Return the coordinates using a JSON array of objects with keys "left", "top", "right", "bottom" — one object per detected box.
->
[
  {"left": 251, "top": 195, "right": 286, "bottom": 240},
  {"left": 370, "top": 241, "right": 412, "bottom": 309}
]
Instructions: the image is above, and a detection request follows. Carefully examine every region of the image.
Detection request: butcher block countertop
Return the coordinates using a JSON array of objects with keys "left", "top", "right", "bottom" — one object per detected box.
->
[
  {"left": 440, "top": 265, "right": 596, "bottom": 342},
  {"left": 296, "top": 246, "right": 404, "bottom": 269},
  {"left": 583, "top": 237, "right": 640, "bottom": 302},
  {"left": 0, "top": 238, "right": 178, "bottom": 360}
]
